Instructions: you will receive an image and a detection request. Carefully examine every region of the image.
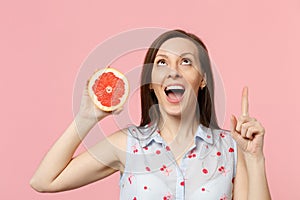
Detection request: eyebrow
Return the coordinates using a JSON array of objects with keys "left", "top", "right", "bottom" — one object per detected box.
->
[{"left": 155, "top": 52, "right": 195, "bottom": 58}]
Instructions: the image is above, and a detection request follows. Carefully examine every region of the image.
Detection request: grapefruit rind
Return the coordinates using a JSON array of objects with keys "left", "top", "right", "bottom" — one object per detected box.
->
[{"left": 88, "top": 68, "right": 129, "bottom": 112}]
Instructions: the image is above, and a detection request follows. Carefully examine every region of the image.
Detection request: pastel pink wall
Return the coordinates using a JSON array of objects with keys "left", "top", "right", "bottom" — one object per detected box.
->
[{"left": 1, "top": 0, "right": 299, "bottom": 199}]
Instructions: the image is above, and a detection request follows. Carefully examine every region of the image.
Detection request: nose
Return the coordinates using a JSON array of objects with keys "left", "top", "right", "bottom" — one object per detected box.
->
[
  {"left": 167, "top": 69, "right": 181, "bottom": 79},
  {"left": 167, "top": 64, "right": 182, "bottom": 79}
]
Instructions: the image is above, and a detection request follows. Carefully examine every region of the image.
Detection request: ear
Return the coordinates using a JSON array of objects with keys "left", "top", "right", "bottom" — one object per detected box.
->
[
  {"left": 200, "top": 73, "right": 207, "bottom": 90},
  {"left": 149, "top": 83, "right": 153, "bottom": 90}
]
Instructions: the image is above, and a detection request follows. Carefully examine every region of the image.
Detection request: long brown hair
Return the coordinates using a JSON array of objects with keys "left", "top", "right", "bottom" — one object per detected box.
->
[{"left": 139, "top": 29, "right": 220, "bottom": 129}]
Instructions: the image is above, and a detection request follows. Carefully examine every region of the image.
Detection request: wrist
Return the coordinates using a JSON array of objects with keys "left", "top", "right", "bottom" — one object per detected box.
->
[
  {"left": 243, "top": 152, "right": 266, "bottom": 169},
  {"left": 75, "top": 113, "right": 102, "bottom": 124},
  {"left": 74, "top": 114, "right": 98, "bottom": 138}
]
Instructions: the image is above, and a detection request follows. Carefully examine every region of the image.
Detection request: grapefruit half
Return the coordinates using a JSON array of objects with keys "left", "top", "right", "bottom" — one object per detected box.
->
[{"left": 88, "top": 67, "right": 129, "bottom": 112}]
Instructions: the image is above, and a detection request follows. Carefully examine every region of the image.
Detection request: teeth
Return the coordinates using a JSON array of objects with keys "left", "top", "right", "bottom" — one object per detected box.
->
[{"left": 165, "top": 85, "right": 185, "bottom": 91}]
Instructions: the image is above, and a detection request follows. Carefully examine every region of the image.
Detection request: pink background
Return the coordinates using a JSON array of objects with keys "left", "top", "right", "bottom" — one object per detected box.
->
[{"left": 1, "top": 0, "right": 299, "bottom": 199}]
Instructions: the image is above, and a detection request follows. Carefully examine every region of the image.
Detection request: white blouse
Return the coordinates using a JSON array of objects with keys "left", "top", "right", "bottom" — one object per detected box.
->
[{"left": 119, "top": 124, "right": 237, "bottom": 200}]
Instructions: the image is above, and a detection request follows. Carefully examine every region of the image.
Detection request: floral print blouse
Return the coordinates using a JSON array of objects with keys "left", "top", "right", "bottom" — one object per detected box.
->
[{"left": 119, "top": 124, "right": 237, "bottom": 200}]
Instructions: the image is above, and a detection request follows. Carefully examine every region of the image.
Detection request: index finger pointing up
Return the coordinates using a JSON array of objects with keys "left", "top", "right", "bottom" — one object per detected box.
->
[{"left": 242, "top": 86, "right": 249, "bottom": 116}]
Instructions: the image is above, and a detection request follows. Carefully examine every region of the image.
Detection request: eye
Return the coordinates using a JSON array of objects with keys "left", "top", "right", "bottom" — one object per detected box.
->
[
  {"left": 157, "top": 59, "right": 167, "bottom": 66},
  {"left": 181, "top": 58, "right": 192, "bottom": 65}
]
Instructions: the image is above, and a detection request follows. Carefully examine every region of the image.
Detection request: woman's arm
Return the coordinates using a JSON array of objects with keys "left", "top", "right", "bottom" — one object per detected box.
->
[
  {"left": 234, "top": 146, "right": 271, "bottom": 199},
  {"left": 30, "top": 82, "right": 126, "bottom": 192},
  {"left": 231, "top": 87, "right": 271, "bottom": 199}
]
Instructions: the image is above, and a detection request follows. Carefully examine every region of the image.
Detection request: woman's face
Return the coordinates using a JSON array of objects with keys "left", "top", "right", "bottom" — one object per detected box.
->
[{"left": 151, "top": 37, "right": 206, "bottom": 117}]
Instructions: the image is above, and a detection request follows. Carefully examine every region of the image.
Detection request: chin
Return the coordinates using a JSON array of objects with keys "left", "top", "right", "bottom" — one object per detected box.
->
[{"left": 159, "top": 105, "right": 184, "bottom": 118}]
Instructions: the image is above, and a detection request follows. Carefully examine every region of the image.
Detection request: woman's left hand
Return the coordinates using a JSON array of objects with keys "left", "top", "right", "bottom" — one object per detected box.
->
[{"left": 230, "top": 87, "right": 266, "bottom": 158}]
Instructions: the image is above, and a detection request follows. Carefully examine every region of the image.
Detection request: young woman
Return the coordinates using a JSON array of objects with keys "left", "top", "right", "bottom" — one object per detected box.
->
[{"left": 30, "top": 29, "right": 271, "bottom": 199}]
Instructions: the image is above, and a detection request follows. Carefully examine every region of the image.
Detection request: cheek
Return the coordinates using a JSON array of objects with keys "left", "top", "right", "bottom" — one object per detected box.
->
[
  {"left": 190, "top": 79, "right": 201, "bottom": 93},
  {"left": 151, "top": 68, "right": 166, "bottom": 85},
  {"left": 183, "top": 71, "right": 202, "bottom": 89}
]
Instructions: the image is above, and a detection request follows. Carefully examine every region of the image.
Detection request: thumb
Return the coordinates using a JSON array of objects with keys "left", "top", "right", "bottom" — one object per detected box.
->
[
  {"left": 230, "top": 114, "right": 247, "bottom": 150},
  {"left": 230, "top": 114, "right": 237, "bottom": 133},
  {"left": 230, "top": 115, "right": 242, "bottom": 142},
  {"left": 113, "top": 106, "right": 124, "bottom": 114}
]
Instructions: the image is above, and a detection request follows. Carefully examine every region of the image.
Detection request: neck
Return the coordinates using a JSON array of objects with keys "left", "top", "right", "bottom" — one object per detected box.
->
[{"left": 158, "top": 112, "right": 199, "bottom": 144}]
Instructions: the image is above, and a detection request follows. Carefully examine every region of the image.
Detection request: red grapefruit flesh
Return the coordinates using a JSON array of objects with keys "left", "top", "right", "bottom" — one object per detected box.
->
[{"left": 88, "top": 67, "right": 129, "bottom": 112}]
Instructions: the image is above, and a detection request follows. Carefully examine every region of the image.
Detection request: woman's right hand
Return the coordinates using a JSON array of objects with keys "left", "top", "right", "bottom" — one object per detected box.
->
[{"left": 76, "top": 80, "right": 112, "bottom": 122}]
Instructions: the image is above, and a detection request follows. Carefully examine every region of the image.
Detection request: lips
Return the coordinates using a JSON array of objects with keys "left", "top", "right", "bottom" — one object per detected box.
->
[{"left": 164, "top": 85, "right": 185, "bottom": 103}]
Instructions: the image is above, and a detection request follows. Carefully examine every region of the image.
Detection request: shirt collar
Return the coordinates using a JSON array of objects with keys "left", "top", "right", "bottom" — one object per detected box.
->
[
  {"left": 139, "top": 124, "right": 214, "bottom": 148},
  {"left": 139, "top": 129, "right": 163, "bottom": 148},
  {"left": 129, "top": 123, "right": 164, "bottom": 148},
  {"left": 194, "top": 124, "right": 214, "bottom": 145}
]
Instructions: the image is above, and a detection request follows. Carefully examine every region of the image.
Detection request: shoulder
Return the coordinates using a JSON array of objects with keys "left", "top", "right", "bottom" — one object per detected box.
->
[
  {"left": 106, "top": 124, "right": 153, "bottom": 152},
  {"left": 108, "top": 125, "right": 155, "bottom": 171},
  {"left": 211, "top": 128, "right": 237, "bottom": 165},
  {"left": 106, "top": 128, "right": 128, "bottom": 153},
  {"left": 98, "top": 128, "right": 128, "bottom": 172},
  {"left": 211, "top": 128, "right": 235, "bottom": 145}
]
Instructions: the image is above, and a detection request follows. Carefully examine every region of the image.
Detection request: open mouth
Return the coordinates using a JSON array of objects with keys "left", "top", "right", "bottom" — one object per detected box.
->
[{"left": 164, "top": 85, "right": 185, "bottom": 102}]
